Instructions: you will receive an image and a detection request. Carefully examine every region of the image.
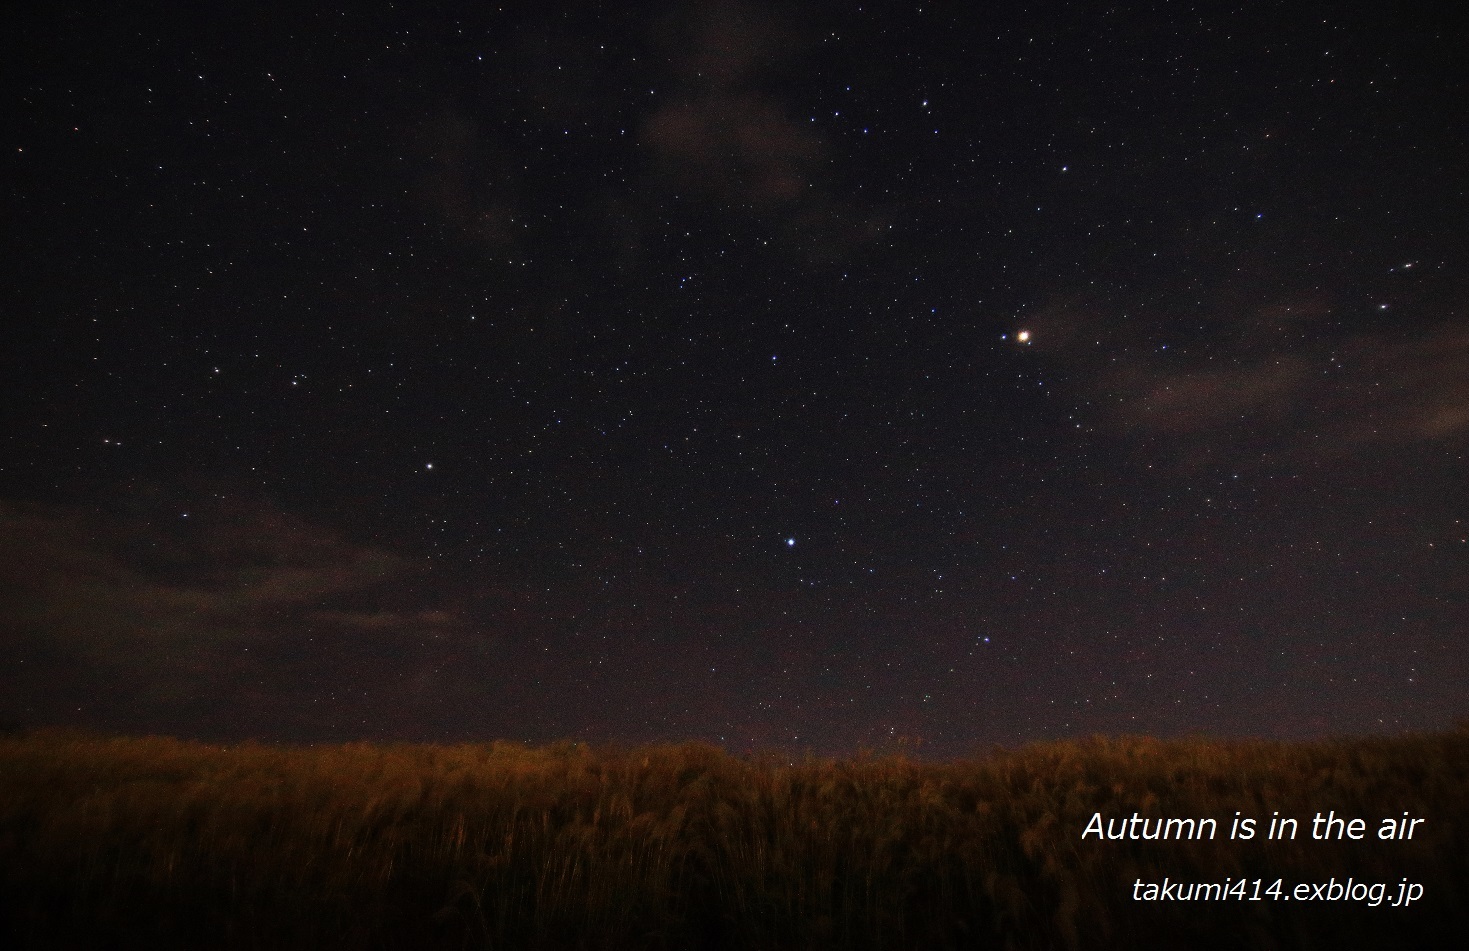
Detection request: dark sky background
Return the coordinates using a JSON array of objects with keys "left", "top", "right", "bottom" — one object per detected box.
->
[{"left": 3, "top": 1, "right": 1466, "bottom": 757}]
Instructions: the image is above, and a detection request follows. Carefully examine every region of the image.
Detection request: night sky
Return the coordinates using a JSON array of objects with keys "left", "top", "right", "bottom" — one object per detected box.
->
[{"left": 4, "top": 2, "right": 1466, "bottom": 757}]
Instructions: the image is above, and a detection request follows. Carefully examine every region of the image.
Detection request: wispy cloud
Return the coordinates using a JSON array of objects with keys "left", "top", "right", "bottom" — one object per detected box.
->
[
  {"left": 639, "top": 1, "right": 878, "bottom": 258},
  {"left": 1108, "top": 355, "right": 1313, "bottom": 436},
  {"left": 642, "top": 93, "right": 822, "bottom": 209},
  {"left": 1332, "top": 327, "right": 1469, "bottom": 444},
  {"left": 642, "top": 1, "right": 814, "bottom": 208},
  {"left": 1017, "top": 289, "right": 1469, "bottom": 463},
  {"left": 0, "top": 497, "right": 465, "bottom": 728},
  {"left": 413, "top": 112, "right": 521, "bottom": 251}
]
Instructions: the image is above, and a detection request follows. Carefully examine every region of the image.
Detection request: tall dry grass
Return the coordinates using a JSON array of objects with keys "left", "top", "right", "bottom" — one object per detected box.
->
[{"left": 1, "top": 727, "right": 1464, "bottom": 948}]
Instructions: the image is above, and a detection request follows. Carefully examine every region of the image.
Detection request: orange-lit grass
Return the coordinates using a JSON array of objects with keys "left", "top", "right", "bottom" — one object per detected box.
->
[{"left": 1, "top": 728, "right": 1465, "bottom": 948}]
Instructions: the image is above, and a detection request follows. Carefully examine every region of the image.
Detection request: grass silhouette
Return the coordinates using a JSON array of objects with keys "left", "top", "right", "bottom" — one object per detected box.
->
[{"left": 2, "top": 728, "right": 1464, "bottom": 948}]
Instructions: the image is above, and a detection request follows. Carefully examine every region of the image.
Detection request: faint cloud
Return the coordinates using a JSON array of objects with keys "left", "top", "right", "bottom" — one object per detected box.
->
[
  {"left": 1108, "top": 325, "right": 1469, "bottom": 453},
  {"left": 413, "top": 113, "right": 519, "bottom": 250},
  {"left": 1332, "top": 327, "right": 1469, "bottom": 444},
  {"left": 1110, "top": 356, "right": 1313, "bottom": 435},
  {"left": 307, "top": 608, "right": 459, "bottom": 632},
  {"left": 1251, "top": 291, "right": 1334, "bottom": 326},
  {"left": 0, "top": 497, "right": 463, "bottom": 714},
  {"left": 660, "top": 0, "right": 793, "bottom": 86},
  {"left": 640, "top": 1, "right": 874, "bottom": 257},
  {"left": 643, "top": 0, "right": 812, "bottom": 210},
  {"left": 1007, "top": 295, "right": 1097, "bottom": 353},
  {"left": 1023, "top": 288, "right": 1469, "bottom": 463},
  {"left": 643, "top": 94, "right": 822, "bottom": 209}
]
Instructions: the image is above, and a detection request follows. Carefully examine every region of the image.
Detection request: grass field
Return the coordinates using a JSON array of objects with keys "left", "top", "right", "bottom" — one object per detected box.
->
[{"left": 1, "top": 727, "right": 1464, "bottom": 948}]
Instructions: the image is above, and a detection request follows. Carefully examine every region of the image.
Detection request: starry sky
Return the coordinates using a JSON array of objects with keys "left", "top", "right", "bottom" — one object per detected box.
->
[{"left": 3, "top": 1, "right": 1466, "bottom": 757}]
